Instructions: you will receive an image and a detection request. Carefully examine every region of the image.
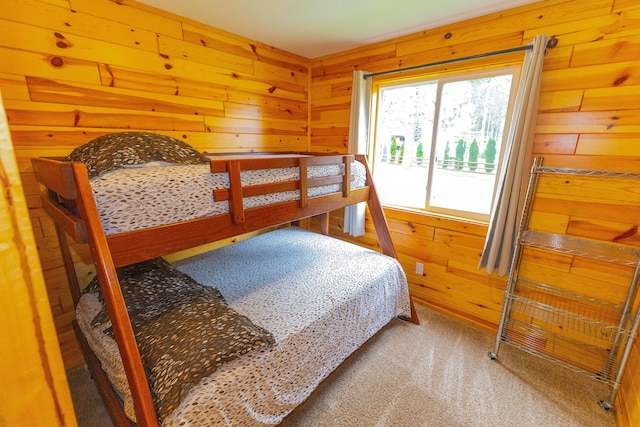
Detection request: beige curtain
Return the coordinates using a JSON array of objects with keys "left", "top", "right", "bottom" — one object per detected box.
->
[
  {"left": 344, "top": 70, "right": 372, "bottom": 237},
  {"left": 478, "top": 34, "right": 550, "bottom": 276}
]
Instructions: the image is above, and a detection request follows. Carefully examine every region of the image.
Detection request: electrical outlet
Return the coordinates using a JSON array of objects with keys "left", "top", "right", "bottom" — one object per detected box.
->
[{"left": 415, "top": 262, "right": 424, "bottom": 275}]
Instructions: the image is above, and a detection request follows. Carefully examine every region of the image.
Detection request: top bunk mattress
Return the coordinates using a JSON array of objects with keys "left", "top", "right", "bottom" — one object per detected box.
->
[{"left": 90, "top": 161, "right": 366, "bottom": 235}]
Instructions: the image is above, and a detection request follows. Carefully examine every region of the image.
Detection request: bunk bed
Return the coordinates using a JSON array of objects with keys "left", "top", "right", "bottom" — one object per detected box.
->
[{"left": 31, "top": 132, "right": 419, "bottom": 426}]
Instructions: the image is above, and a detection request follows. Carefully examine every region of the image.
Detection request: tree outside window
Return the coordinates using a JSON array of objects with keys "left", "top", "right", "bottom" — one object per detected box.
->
[{"left": 370, "top": 67, "right": 518, "bottom": 220}]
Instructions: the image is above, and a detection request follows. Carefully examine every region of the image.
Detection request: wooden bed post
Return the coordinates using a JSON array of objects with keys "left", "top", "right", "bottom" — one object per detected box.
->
[
  {"left": 356, "top": 155, "right": 420, "bottom": 325},
  {"left": 53, "top": 223, "right": 82, "bottom": 306},
  {"left": 354, "top": 155, "right": 395, "bottom": 257},
  {"left": 69, "top": 163, "right": 159, "bottom": 426}
]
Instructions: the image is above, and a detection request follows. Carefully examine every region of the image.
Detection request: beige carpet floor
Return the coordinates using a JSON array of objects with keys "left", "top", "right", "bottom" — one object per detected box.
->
[{"left": 67, "top": 303, "right": 617, "bottom": 426}]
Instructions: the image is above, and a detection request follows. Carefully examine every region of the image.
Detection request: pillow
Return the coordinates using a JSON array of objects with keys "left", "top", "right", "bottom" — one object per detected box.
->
[
  {"left": 65, "top": 132, "right": 209, "bottom": 179},
  {"left": 84, "top": 258, "right": 275, "bottom": 421}
]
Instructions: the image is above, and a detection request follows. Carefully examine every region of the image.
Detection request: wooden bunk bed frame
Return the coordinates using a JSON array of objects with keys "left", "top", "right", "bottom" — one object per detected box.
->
[{"left": 32, "top": 152, "right": 419, "bottom": 426}]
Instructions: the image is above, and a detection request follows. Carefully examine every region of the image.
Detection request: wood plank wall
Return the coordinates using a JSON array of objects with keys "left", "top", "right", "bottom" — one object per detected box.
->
[
  {"left": 1, "top": 0, "right": 310, "bottom": 368},
  {"left": 1, "top": 0, "right": 638, "bottom": 425},
  {"left": 308, "top": 0, "right": 639, "bottom": 424},
  {"left": 0, "top": 91, "right": 77, "bottom": 426}
]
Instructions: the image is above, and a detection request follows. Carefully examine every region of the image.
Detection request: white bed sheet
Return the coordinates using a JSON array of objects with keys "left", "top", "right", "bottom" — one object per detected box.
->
[
  {"left": 90, "top": 161, "right": 366, "bottom": 235},
  {"left": 76, "top": 227, "right": 410, "bottom": 426}
]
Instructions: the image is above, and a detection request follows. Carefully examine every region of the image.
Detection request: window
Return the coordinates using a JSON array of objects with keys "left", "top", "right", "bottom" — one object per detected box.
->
[{"left": 369, "top": 67, "right": 519, "bottom": 221}]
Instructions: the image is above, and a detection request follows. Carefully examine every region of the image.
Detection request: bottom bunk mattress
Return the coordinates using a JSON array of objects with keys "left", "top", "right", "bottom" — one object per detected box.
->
[{"left": 76, "top": 227, "right": 411, "bottom": 426}]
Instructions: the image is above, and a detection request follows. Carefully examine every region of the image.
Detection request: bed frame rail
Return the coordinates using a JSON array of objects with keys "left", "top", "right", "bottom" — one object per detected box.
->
[{"left": 32, "top": 158, "right": 88, "bottom": 244}]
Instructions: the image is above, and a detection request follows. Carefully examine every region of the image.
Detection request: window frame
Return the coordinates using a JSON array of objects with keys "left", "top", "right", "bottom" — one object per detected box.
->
[{"left": 368, "top": 65, "right": 521, "bottom": 222}]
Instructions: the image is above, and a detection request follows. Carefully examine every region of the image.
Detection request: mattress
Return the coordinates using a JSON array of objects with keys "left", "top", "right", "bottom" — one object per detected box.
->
[
  {"left": 76, "top": 227, "right": 411, "bottom": 425},
  {"left": 90, "top": 161, "right": 366, "bottom": 235}
]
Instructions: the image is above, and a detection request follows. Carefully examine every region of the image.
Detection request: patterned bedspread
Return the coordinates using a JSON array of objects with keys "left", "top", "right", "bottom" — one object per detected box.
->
[
  {"left": 76, "top": 227, "right": 410, "bottom": 425},
  {"left": 90, "top": 161, "right": 366, "bottom": 235},
  {"left": 80, "top": 258, "right": 275, "bottom": 422}
]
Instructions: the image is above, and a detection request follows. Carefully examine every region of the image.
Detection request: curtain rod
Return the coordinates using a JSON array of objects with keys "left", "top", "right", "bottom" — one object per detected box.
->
[{"left": 363, "top": 36, "right": 557, "bottom": 79}]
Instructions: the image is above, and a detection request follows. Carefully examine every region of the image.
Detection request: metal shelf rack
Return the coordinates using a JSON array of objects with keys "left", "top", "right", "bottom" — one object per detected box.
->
[{"left": 488, "top": 157, "right": 640, "bottom": 410}]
